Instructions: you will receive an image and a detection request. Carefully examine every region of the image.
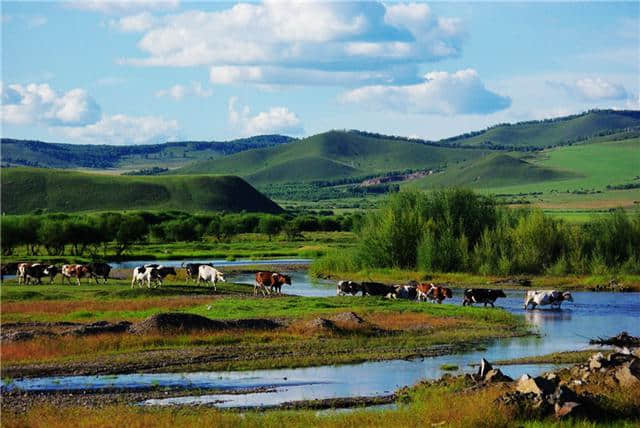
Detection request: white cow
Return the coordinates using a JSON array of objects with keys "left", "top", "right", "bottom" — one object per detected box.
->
[
  {"left": 524, "top": 290, "right": 573, "bottom": 310},
  {"left": 197, "top": 265, "right": 225, "bottom": 291},
  {"left": 131, "top": 266, "right": 160, "bottom": 289}
]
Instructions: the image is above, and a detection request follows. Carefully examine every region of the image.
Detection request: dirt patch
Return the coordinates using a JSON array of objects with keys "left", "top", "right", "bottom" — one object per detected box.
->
[{"left": 130, "top": 313, "right": 285, "bottom": 334}]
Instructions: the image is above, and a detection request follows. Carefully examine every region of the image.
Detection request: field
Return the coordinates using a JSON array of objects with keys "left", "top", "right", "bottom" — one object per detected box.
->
[{"left": 1, "top": 168, "right": 282, "bottom": 214}]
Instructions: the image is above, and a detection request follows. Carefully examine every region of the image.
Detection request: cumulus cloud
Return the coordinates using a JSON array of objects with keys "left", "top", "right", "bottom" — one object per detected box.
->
[
  {"left": 551, "top": 77, "right": 629, "bottom": 101},
  {"left": 56, "top": 114, "right": 179, "bottom": 145},
  {"left": 228, "top": 97, "right": 303, "bottom": 136},
  {"left": 340, "top": 69, "right": 511, "bottom": 115},
  {"left": 109, "top": 12, "right": 155, "bottom": 32},
  {"left": 67, "top": 0, "right": 179, "bottom": 14},
  {"left": 120, "top": 1, "right": 465, "bottom": 86},
  {"left": 155, "top": 82, "right": 212, "bottom": 100},
  {"left": 1, "top": 83, "right": 101, "bottom": 126}
]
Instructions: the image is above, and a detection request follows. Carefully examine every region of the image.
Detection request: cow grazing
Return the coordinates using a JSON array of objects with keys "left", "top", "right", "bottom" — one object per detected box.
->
[
  {"left": 524, "top": 290, "right": 573, "bottom": 310},
  {"left": 182, "top": 262, "right": 213, "bottom": 283},
  {"left": 87, "top": 262, "right": 111, "bottom": 284},
  {"left": 254, "top": 271, "right": 292, "bottom": 296},
  {"left": 1, "top": 262, "right": 20, "bottom": 281},
  {"left": 462, "top": 289, "right": 507, "bottom": 307},
  {"left": 426, "top": 284, "right": 453, "bottom": 304},
  {"left": 393, "top": 284, "right": 418, "bottom": 300},
  {"left": 337, "top": 280, "right": 361, "bottom": 296},
  {"left": 61, "top": 264, "right": 92, "bottom": 286},
  {"left": 361, "top": 281, "right": 397, "bottom": 298},
  {"left": 197, "top": 265, "right": 225, "bottom": 291}
]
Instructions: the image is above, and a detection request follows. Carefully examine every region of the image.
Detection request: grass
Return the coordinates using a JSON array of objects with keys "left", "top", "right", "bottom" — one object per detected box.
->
[
  {"left": 493, "top": 350, "right": 603, "bottom": 365},
  {"left": 1, "top": 167, "right": 282, "bottom": 214}
]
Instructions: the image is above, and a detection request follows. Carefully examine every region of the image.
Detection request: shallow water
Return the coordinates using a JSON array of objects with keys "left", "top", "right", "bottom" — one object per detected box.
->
[
  {"left": 4, "top": 267, "right": 639, "bottom": 409},
  {"left": 110, "top": 258, "right": 311, "bottom": 270}
]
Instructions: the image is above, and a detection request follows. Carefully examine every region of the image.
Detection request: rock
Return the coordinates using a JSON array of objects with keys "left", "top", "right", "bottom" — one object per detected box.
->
[
  {"left": 555, "top": 401, "right": 583, "bottom": 419},
  {"left": 589, "top": 352, "right": 605, "bottom": 371},
  {"left": 552, "top": 385, "right": 579, "bottom": 405},
  {"left": 477, "top": 358, "right": 493, "bottom": 379},
  {"left": 614, "top": 360, "right": 640, "bottom": 387},
  {"left": 484, "top": 369, "right": 513, "bottom": 383},
  {"left": 516, "top": 374, "right": 557, "bottom": 396}
]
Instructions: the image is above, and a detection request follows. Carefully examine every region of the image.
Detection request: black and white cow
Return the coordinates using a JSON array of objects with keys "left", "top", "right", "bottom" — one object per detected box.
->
[
  {"left": 462, "top": 289, "right": 507, "bottom": 307},
  {"left": 336, "top": 280, "right": 361, "bottom": 296}
]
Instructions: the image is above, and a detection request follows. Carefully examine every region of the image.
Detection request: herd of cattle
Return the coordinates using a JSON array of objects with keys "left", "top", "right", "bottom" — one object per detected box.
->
[
  {"left": 0, "top": 262, "right": 574, "bottom": 309},
  {"left": 337, "top": 280, "right": 574, "bottom": 309}
]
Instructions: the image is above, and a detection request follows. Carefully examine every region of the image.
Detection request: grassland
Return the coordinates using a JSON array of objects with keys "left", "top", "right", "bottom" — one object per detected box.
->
[{"left": 1, "top": 168, "right": 282, "bottom": 214}]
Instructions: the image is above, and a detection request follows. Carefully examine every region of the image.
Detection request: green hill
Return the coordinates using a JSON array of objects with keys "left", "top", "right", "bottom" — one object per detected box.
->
[
  {"left": 176, "top": 131, "right": 490, "bottom": 184},
  {"left": 1, "top": 168, "right": 282, "bottom": 214},
  {"left": 440, "top": 110, "right": 640, "bottom": 149},
  {"left": 0, "top": 135, "right": 294, "bottom": 169},
  {"left": 408, "top": 153, "right": 578, "bottom": 189}
]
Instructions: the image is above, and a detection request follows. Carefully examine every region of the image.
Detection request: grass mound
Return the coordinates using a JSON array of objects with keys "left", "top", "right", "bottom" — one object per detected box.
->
[{"left": 131, "top": 312, "right": 284, "bottom": 334}]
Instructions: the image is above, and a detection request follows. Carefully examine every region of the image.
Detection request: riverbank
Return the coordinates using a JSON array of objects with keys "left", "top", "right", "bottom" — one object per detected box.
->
[{"left": 4, "top": 350, "right": 638, "bottom": 427}]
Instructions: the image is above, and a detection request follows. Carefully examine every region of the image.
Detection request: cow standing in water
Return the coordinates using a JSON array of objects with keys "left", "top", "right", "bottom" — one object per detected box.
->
[
  {"left": 524, "top": 290, "right": 573, "bottom": 309},
  {"left": 418, "top": 283, "right": 452, "bottom": 303},
  {"left": 254, "top": 271, "right": 291, "bottom": 296},
  {"left": 462, "top": 289, "right": 506, "bottom": 307}
]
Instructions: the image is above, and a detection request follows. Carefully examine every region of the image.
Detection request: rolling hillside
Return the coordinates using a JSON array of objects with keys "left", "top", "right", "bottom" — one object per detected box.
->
[
  {"left": 0, "top": 135, "right": 294, "bottom": 169},
  {"left": 175, "top": 131, "right": 490, "bottom": 184},
  {"left": 407, "top": 153, "right": 579, "bottom": 189},
  {"left": 440, "top": 110, "right": 640, "bottom": 149},
  {"left": 1, "top": 168, "right": 282, "bottom": 214}
]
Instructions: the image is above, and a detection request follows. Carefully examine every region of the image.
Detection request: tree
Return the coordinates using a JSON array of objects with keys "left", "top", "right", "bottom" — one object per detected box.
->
[
  {"left": 259, "top": 216, "right": 285, "bottom": 241},
  {"left": 114, "top": 215, "right": 147, "bottom": 256}
]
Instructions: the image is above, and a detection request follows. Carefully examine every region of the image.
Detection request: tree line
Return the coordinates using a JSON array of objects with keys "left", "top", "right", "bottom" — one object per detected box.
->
[
  {"left": 1, "top": 211, "right": 359, "bottom": 258},
  {"left": 311, "top": 189, "right": 640, "bottom": 276}
]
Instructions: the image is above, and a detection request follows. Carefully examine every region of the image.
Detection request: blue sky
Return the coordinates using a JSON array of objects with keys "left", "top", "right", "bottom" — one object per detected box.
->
[{"left": 1, "top": 1, "right": 638, "bottom": 145}]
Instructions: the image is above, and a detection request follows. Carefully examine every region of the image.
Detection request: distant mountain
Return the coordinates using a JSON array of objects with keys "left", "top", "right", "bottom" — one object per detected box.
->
[
  {"left": 439, "top": 110, "right": 640, "bottom": 149},
  {"left": 1, "top": 167, "right": 282, "bottom": 214},
  {"left": 407, "top": 153, "right": 579, "bottom": 189},
  {"left": 175, "top": 130, "right": 491, "bottom": 184},
  {"left": 0, "top": 135, "right": 294, "bottom": 169}
]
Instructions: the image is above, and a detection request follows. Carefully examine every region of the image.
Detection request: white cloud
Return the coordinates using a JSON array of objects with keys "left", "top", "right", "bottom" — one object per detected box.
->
[
  {"left": 340, "top": 69, "right": 511, "bottom": 115},
  {"left": 1, "top": 83, "right": 101, "bottom": 126},
  {"left": 109, "top": 12, "right": 155, "bottom": 32},
  {"left": 120, "top": 2, "right": 465, "bottom": 86},
  {"left": 551, "top": 77, "right": 629, "bottom": 101},
  {"left": 56, "top": 114, "right": 179, "bottom": 145},
  {"left": 228, "top": 97, "right": 302, "bottom": 136},
  {"left": 155, "top": 82, "right": 212, "bottom": 100},
  {"left": 68, "top": 0, "right": 179, "bottom": 15}
]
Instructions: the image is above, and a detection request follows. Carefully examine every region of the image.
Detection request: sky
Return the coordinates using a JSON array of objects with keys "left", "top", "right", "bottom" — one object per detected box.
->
[{"left": 1, "top": 1, "right": 638, "bottom": 145}]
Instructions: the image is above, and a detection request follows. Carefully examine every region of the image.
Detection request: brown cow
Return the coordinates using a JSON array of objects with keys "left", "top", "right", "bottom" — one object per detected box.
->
[
  {"left": 254, "top": 271, "right": 292, "bottom": 296},
  {"left": 426, "top": 284, "right": 453, "bottom": 304},
  {"left": 61, "top": 264, "right": 91, "bottom": 286}
]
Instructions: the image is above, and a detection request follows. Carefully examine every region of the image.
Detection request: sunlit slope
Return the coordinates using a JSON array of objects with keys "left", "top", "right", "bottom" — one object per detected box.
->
[
  {"left": 175, "top": 131, "right": 489, "bottom": 184},
  {"left": 1, "top": 168, "right": 282, "bottom": 213}
]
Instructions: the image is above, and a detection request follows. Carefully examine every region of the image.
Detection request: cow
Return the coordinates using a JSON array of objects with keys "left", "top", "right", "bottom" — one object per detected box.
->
[
  {"left": 416, "top": 283, "right": 433, "bottom": 302},
  {"left": 22, "top": 264, "right": 49, "bottom": 285},
  {"left": 131, "top": 266, "right": 161, "bottom": 288},
  {"left": 361, "top": 281, "right": 397, "bottom": 298},
  {"left": 392, "top": 284, "right": 418, "bottom": 300},
  {"left": 182, "top": 262, "right": 213, "bottom": 283},
  {"left": 61, "top": 264, "right": 92, "bottom": 286},
  {"left": 142, "top": 264, "right": 177, "bottom": 286},
  {"left": 524, "top": 290, "right": 573, "bottom": 310},
  {"left": 426, "top": 284, "right": 453, "bottom": 304},
  {"left": 337, "top": 280, "right": 361, "bottom": 296},
  {"left": 197, "top": 265, "right": 225, "bottom": 291},
  {"left": 0, "top": 262, "right": 20, "bottom": 281},
  {"left": 87, "top": 262, "right": 111, "bottom": 284},
  {"left": 42, "top": 265, "right": 60, "bottom": 284},
  {"left": 17, "top": 263, "right": 35, "bottom": 285},
  {"left": 462, "top": 289, "right": 507, "bottom": 307},
  {"left": 254, "top": 271, "right": 292, "bottom": 296}
]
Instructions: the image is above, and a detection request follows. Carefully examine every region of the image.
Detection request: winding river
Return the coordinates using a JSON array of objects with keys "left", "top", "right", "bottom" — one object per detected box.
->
[{"left": 4, "top": 261, "right": 640, "bottom": 409}]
